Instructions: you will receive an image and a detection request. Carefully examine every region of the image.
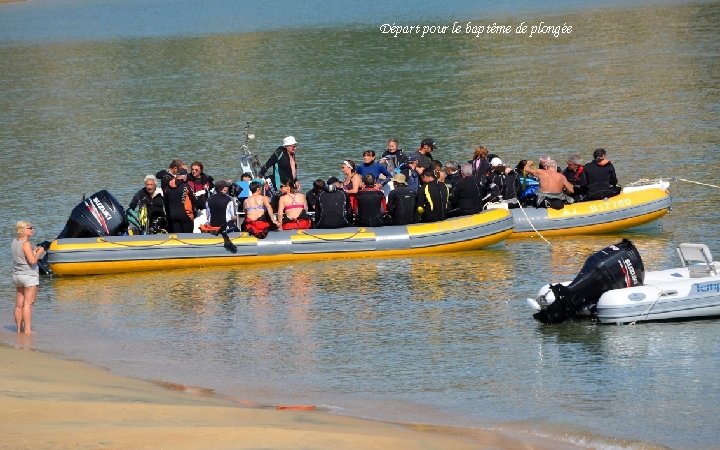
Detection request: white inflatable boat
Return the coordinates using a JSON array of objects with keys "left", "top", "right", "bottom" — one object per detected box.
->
[{"left": 528, "top": 243, "right": 720, "bottom": 325}]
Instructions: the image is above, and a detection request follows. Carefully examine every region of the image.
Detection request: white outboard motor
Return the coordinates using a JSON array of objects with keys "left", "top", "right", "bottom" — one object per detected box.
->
[{"left": 533, "top": 239, "right": 645, "bottom": 324}]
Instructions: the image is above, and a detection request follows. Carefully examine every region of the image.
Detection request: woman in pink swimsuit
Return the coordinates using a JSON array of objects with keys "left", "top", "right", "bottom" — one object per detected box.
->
[{"left": 277, "top": 179, "right": 311, "bottom": 230}]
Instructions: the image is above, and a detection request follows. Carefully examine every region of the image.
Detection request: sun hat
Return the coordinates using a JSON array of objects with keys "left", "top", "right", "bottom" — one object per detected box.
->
[
  {"left": 391, "top": 173, "right": 407, "bottom": 184},
  {"left": 283, "top": 136, "right": 297, "bottom": 146}
]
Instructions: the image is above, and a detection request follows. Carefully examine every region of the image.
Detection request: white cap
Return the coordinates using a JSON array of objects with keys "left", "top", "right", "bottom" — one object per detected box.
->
[
  {"left": 282, "top": 136, "right": 297, "bottom": 146},
  {"left": 490, "top": 157, "right": 503, "bottom": 167}
]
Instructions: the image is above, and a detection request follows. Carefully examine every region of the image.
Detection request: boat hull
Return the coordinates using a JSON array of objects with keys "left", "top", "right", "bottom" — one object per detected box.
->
[
  {"left": 528, "top": 267, "right": 720, "bottom": 324},
  {"left": 596, "top": 268, "right": 720, "bottom": 324},
  {"left": 48, "top": 209, "right": 513, "bottom": 276},
  {"left": 508, "top": 187, "right": 671, "bottom": 237}
]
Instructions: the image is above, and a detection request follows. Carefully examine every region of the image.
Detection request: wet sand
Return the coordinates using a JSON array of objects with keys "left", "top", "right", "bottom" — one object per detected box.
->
[{"left": 0, "top": 343, "right": 581, "bottom": 450}]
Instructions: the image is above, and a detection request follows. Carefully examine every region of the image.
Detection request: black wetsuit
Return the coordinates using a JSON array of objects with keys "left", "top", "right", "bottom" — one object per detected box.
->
[
  {"left": 417, "top": 180, "right": 449, "bottom": 223},
  {"left": 128, "top": 188, "right": 166, "bottom": 223},
  {"left": 259, "top": 146, "right": 296, "bottom": 190},
  {"left": 584, "top": 160, "right": 620, "bottom": 200},
  {"left": 450, "top": 176, "right": 482, "bottom": 217},
  {"left": 386, "top": 185, "right": 417, "bottom": 225},
  {"left": 356, "top": 188, "right": 386, "bottom": 227},
  {"left": 315, "top": 189, "right": 352, "bottom": 229},
  {"left": 207, "top": 192, "right": 234, "bottom": 227}
]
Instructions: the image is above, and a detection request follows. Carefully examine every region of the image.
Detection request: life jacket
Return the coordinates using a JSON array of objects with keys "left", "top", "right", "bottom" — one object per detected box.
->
[
  {"left": 282, "top": 217, "right": 313, "bottom": 230},
  {"left": 243, "top": 218, "right": 272, "bottom": 239}
]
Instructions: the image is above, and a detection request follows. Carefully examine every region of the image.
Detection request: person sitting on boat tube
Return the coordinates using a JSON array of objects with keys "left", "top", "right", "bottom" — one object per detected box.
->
[
  {"left": 524, "top": 159, "right": 574, "bottom": 210},
  {"left": 583, "top": 148, "right": 621, "bottom": 201},
  {"left": 277, "top": 179, "right": 312, "bottom": 230},
  {"left": 259, "top": 136, "right": 298, "bottom": 191},
  {"left": 356, "top": 174, "right": 387, "bottom": 227},
  {"left": 205, "top": 180, "right": 238, "bottom": 231},
  {"left": 386, "top": 173, "right": 417, "bottom": 225},
  {"left": 314, "top": 177, "right": 352, "bottom": 229},
  {"left": 482, "top": 158, "right": 521, "bottom": 206},
  {"left": 562, "top": 154, "right": 588, "bottom": 201},
  {"left": 241, "top": 181, "right": 279, "bottom": 238},
  {"left": 448, "top": 163, "right": 482, "bottom": 217},
  {"left": 416, "top": 170, "right": 450, "bottom": 223}
]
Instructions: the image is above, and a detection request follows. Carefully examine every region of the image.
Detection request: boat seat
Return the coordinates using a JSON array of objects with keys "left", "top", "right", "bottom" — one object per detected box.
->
[{"left": 677, "top": 243, "right": 718, "bottom": 278}]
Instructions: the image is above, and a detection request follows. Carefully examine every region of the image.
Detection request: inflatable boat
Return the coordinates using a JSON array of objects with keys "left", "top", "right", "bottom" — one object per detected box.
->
[
  {"left": 528, "top": 241, "right": 720, "bottom": 325},
  {"left": 487, "top": 181, "right": 672, "bottom": 237},
  {"left": 45, "top": 191, "right": 514, "bottom": 277}
]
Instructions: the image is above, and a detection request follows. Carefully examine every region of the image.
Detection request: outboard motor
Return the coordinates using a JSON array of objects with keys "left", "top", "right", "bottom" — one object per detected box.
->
[
  {"left": 57, "top": 190, "right": 127, "bottom": 239},
  {"left": 534, "top": 239, "right": 644, "bottom": 324}
]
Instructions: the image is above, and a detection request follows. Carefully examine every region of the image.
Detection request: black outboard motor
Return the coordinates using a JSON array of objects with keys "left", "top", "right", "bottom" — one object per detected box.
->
[
  {"left": 534, "top": 239, "right": 644, "bottom": 324},
  {"left": 38, "top": 190, "right": 127, "bottom": 276},
  {"left": 57, "top": 190, "right": 127, "bottom": 239}
]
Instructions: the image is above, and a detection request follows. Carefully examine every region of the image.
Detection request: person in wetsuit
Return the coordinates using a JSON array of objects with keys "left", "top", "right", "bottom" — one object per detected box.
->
[
  {"left": 386, "top": 173, "right": 417, "bottom": 225},
  {"left": 315, "top": 177, "right": 352, "bottom": 229},
  {"left": 584, "top": 148, "right": 620, "bottom": 200},
  {"left": 356, "top": 174, "right": 387, "bottom": 227}
]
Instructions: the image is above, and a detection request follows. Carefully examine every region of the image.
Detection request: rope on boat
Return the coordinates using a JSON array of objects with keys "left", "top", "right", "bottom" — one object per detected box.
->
[
  {"left": 96, "top": 233, "right": 242, "bottom": 248},
  {"left": 516, "top": 202, "right": 551, "bottom": 245},
  {"left": 295, "top": 229, "right": 365, "bottom": 242},
  {"left": 627, "top": 177, "right": 720, "bottom": 190},
  {"left": 629, "top": 286, "right": 665, "bottom": 325},
  {"left": 673, "top": 177, "right": 720, "bottom": 190}
]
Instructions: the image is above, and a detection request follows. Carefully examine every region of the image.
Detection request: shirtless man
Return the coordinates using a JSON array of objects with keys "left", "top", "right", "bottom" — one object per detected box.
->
[{"left": 524, "top": 159, "right": 574, "bottom": 209}]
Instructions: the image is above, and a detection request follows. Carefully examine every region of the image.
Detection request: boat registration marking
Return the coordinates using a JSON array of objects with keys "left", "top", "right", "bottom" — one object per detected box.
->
[
  {"left": 554, "top": 198, "right": 634, "bottom": 217},
  {"left": 692, "top": 281, "right": 720, "bottom": 295}
]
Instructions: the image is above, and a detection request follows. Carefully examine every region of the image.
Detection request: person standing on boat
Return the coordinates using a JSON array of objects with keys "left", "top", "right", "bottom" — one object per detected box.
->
[
  {"left": 524, "top": 159, "right": 574, "bottom": 209},
  {"left": 356, "top": 150, "right": 392, "bottom": 186},
  {"left": 156, "top": 159, "right": 183, "bottom": 192},
  {"left": 187, "top": 161, "right": 215, "bottom": 211},
  {"left": 165, "top": 168, "right": 196, "bottom": 233},
  {"left": 584, "top": 148, "right": 620, "bottom": 200},
  {"left": 413, "top": 138, "right": 436, "bottom": 172},
  {"left": 400, "top": 155, "right": 422, "bottom": 193},
  {"left": 12, "top": 221, "right": 45, "bottom": 334},
  {"left": 260, "top": 136, "right": 298, "bottom": 190},
  {"left": 416, "top": 170, "right": 450, "bottom": 223},
  {"left": 379, "top": 137, "right": 407, "bottom": 174}
]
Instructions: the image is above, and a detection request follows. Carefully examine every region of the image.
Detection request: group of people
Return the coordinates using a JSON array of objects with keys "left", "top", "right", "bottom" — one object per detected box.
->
[
  {"left": 123, "top": 136, "right": 621, "bottom": 239},
  {"left": 244, "top": 136, "right": 621, "bottom": 236},
  {"left": 127, "top": 159, "right": 244, "bottom": 234}
]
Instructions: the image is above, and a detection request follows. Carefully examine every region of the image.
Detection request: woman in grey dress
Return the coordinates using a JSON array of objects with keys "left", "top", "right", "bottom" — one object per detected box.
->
[{"left": 11, "top": 221, "right": 45, "bottom": 333}]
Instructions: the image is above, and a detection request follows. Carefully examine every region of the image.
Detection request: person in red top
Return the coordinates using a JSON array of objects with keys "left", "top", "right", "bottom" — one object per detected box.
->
[
  {"left": 562, "top": 154, "right": 588, "bottom": 201},
  {"left": 187, "top": 161, "right": 215, "bottom": 209}
]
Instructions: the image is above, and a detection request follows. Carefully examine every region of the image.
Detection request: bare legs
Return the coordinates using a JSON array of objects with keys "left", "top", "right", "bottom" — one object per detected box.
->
[{"left": 14, "top": 285, "right": 37, "bottom": 334}]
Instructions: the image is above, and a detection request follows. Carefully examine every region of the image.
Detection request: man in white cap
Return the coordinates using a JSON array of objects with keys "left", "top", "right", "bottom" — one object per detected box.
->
[{"left": 260, "top": 136, "right": 298, "bottom": 190}]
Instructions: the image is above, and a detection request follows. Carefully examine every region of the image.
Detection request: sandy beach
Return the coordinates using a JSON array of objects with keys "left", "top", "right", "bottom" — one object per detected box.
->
[{"left": 0, "top": 343, "right": 579, "bottom": 450}]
